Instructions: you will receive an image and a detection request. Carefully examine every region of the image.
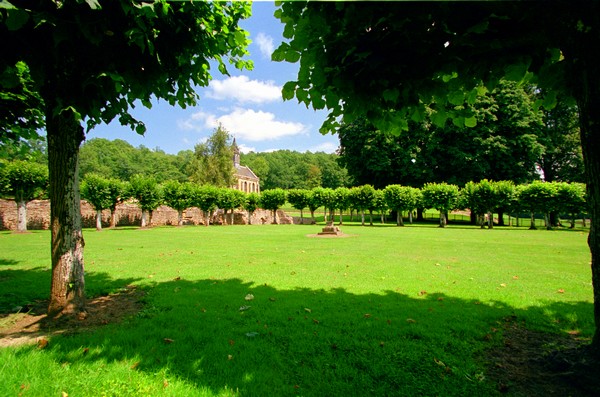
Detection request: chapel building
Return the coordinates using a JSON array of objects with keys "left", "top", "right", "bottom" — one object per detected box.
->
[{"left": 232, "top": 139, "right": 260, "bottom": 193}]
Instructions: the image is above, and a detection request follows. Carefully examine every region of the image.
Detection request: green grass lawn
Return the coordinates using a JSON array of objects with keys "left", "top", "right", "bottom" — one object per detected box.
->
[{"left": 0, "top": 223, "right": 593, "bottom": 396}]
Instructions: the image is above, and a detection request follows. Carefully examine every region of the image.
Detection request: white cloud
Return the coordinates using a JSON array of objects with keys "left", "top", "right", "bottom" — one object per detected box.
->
[
  {"left": 255, "top": 32, "right": 274, "bottom": 59},
  {"left": 207, "top": 75, "right": 281, "bottom": 104},
  {"left": 309, "top": 142, "right": 339, "bottom": 154},
  {"left": 178, "top": 107, "right": 307, "bottom": 142},
  {"left": 238, "top": 143, "right": 256, "bottom": 153}
]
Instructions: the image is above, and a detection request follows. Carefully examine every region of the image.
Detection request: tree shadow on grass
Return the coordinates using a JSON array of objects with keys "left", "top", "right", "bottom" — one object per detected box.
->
[
  {"left": 3, "top": 276, "right": 596, "bottom": 396},
  {"left": 0, "top": 266, "right": 141, "bottom": 332}
]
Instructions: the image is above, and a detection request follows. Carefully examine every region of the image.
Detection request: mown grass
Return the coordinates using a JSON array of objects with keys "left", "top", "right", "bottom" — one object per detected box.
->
[{"left": 0, "top": 222, "right": 593, "bottom": 396}]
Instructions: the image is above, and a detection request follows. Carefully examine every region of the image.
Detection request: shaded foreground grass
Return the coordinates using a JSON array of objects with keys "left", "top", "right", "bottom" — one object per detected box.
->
[{"left": 0, "top": 223, "right": 593, "bottom": 396}]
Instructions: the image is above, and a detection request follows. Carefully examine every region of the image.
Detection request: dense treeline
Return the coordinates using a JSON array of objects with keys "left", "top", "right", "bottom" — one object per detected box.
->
[
  {"left": 241, "top": 150, "right": 350, "bottom": 190},
  {"left": 2, "top": 136, "right": 350, "bottom": 190},
  {"left": 338, "top": 81, "right": 584, "bottom": 188},
  {"left": 76, "top": 138, "right": 350, "bottom": 190}
]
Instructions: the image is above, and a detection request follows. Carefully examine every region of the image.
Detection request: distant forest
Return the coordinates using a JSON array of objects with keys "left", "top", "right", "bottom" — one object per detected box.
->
[{"left": 74, "top": 138, "right": 350, "bottom": 190}]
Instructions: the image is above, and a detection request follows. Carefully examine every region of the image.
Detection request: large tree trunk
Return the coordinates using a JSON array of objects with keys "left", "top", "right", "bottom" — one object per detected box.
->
[
  {"left": 177, "top": 210, "right": 184, "bottom": 226},
  {"left": 16, "top": 199, "right": 27, "bottom": 232},
  {"left": 572, "top": 52, "right": 600, "bottom": 353},
  {"left": 47, "top": 109, "right": 86, "bottom": 318}
]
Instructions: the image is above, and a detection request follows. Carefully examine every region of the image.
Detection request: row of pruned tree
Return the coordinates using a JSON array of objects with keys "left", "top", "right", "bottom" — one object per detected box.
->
[
  {"left": 283, "top": 181, "right": 587, "bottom": 230},
  {"left": 1, "top": 158, "right": 587, "bottom": 232},
  {"left": 80, "top": 174, "right": 266, "bottom": 230}
]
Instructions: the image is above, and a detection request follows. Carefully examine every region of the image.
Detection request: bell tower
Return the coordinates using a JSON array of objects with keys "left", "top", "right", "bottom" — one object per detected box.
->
[{"left": 232, "top": 137, "right": 240, "bottom": 168}]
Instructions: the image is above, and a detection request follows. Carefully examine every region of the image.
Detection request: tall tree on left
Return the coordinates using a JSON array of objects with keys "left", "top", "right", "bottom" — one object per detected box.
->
[{"left": 0, "top": 0, "right": 252, "bottom": 318}]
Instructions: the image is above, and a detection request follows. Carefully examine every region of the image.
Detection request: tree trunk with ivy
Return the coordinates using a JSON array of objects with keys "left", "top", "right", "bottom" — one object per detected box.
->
[{"left": 47, "top": 109, "right": 85, "bottom": 317}]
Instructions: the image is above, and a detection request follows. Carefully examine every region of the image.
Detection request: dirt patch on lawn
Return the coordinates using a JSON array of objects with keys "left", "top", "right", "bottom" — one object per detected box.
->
[
  {"left": 0, "top": 285, "right": 144, "bottom": 348},
  {"left": 485, "top": 316, "right": 600, "bottom": 396}
]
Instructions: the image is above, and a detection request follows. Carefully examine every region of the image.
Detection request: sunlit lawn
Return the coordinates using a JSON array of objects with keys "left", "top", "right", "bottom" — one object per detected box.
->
[{"left": 0, "top": 222, "right": 592, "bottom": 396}]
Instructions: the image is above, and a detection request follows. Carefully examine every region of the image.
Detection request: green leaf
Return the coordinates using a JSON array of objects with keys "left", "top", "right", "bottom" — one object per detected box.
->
[
  {"left": 441, "top": 72, "right": 457, "bottom": 83},
  {"left": 296, "top": 88, "right": 309, "bottom": 105},
  {"left": 504, "top": 60, "right": 531, "bottom": 82},
  {"left": 464, "top": 116, "right": 477, "bottom": 128},
  {"left": 448, "top": 91, "right": 465, "bottom": 106},
  {"left": 452, "top": 116, "right": 464, "bottom": 128},
  {"left": 6, "top": 8, "right": 29, "bottom": 31},
  {"left": 284, "top": 50, "right": 301, "bottom": 63},
  {"left": 311, "top": 94, "right": 326, "bottom": 110},
  {"left": 271, "top": 43, "right": 289, "bottom": 62},
  {"left": 382, "top": 88, "right": 399, "bottom": 103},
  {"left": 410, "top": 106, "right": 425, "bottom": 123},
  {"left": 466, "top": 88, "right": 479, "bottom": 105},
  {"left": 431, "top": 109, "right": 447, "bottom": 128},
  {"left": 84, "top": 0, "right": 102, "bottom": 10},
  {"left": 541, "top": 91, "right": 558, "bottom": 110},
  {"left": 282, "top": 81, "right": 297, "bottom": 101},
  {"left": 135, "top": 122, "right": 146, "bottom": 135}
]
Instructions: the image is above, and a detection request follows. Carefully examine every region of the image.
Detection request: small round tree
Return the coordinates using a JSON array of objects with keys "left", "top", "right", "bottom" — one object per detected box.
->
[
  {"left": 260, "top": 189, "right": 287, "bottom": 224},
  {"left": 218, "top": 188, "right": 247, "bottom": 225},
  {"left": 384, "top": 184, "right": 420, "bottom": 226},
  {"left": 106, "top": 178, "right": 128, "bottom": 228},
  {"left": 162, "top": 180, "right": 196, "bottom": 226},
  {"left": 0, "top": 160, "right": 48, "bottom": 232},
  {"left": 287, "top": 189, "right": 311, "bottom": 223},
  {"left": 243, "top": 192, "right": 261, "bottom": 225},
  {"left": 349, "top": 185, "right": 376, "bottom": 226},
  {"left": 80, "top": 174, "right": 112, "bottom": 231},
  {"left": 193, "top": 185, "right": 221, "bottom": 226},
  {"left": 333, "top": 187, "right": 351, "bottom": 225},
  {"left": 517, "top": 181, "right": 558, "bottom": 230},
  {"left": 421, "top": 182, "right": 459, "bottom": 228},
  {"left": 129, "top": 175, "right": 162, "bottom": 228}
]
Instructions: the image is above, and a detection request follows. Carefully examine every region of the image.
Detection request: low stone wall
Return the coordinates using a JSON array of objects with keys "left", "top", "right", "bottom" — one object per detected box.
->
[{"left": 0, "top": 199, "right": 293, "bottom": 231}]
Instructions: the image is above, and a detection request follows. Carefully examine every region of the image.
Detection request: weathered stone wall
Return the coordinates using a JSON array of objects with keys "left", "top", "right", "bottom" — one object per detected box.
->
[{"left": 0, "top": 199, "right": 293, "bottom": 230}]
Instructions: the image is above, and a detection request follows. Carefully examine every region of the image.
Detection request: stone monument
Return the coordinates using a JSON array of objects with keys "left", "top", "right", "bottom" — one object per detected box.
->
[{"left": 318, "top": 220, "right": 343, "bottom": 236}]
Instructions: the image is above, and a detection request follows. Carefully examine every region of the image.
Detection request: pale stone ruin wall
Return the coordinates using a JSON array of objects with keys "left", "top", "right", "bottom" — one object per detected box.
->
[{"left": 0, "top": 199, "right": 293, "bottom": 231}]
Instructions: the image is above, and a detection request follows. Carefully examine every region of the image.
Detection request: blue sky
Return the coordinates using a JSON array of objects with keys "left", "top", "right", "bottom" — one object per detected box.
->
[{"left": 87, "top": 2, "right": 339, "bottom": 155}]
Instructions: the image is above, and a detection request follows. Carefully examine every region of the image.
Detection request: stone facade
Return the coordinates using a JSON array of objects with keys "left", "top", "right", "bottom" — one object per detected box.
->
[{"left": 0, "top": 199, "right": 293, "bottom": 231}]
